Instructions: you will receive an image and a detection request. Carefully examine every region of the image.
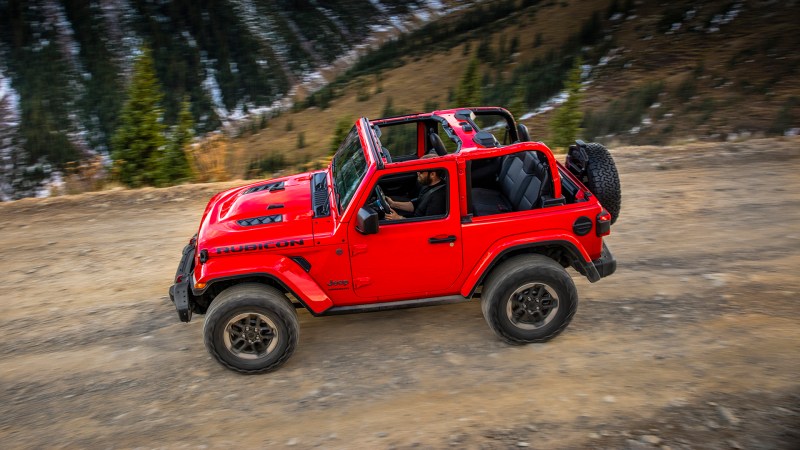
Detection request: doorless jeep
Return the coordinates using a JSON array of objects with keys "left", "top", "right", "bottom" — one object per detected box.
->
[{"left": 170, "top": 107, "right": 620, "bottom": 373}]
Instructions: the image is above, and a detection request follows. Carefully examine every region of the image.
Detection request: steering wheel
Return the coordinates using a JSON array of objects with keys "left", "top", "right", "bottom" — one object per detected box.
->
[
  {"left": 373, "top": 184, "right": 392, "bottom": 217},
  {"left": 381, "top": 146, "right": 393, "bottom": 164}
]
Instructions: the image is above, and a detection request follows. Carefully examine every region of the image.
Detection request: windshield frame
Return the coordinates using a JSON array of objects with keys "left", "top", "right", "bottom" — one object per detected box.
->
[{"left": 331, "top": 124, "right": 369, "bottom": 215}]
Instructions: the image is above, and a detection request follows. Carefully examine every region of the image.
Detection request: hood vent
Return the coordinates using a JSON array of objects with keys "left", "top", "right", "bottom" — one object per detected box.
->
[
  {"left": 244, "top": 181, "right": 285, "bottom": 195},
  {"left": 237, "top": 214, "right": 283, "bottom": 227},
  {"left": 312, "top": 172, "right": 330, "bottom": 218}
]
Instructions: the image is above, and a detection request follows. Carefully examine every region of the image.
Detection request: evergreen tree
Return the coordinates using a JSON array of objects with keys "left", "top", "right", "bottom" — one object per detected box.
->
[
  {"left": 510, "top": 35, "right": 520, "bottom": 56},
  {"left": 382, "top": 97, "right": 397, "bottom": 117},
  {"left": 111, "top": 47, "right": 166, "bottom": 187},
  {"left": 456, "top": 57, "right": 482, "bottom": 107},
  {"left": 476, "top": 37, "right": 493, "bottom": 63},
  {"left": 550, "top": 58, "right": 584, "bottom": 151},
  {"left": 159, "top": 98, "right": 194, "bottom": 185},
  {"left": 0, "top": 82, "right": 25, "bottom": 200},
  {"left": 330, "top": 116, "right": 353, "bottom": 155},
  {"left": 508, "top": 83, "right": 527, "bottom": 122}
]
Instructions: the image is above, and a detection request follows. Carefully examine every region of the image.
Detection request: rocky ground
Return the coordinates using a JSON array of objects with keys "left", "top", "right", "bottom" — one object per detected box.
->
[{"left": 0, "top": 137, "right": 798, "bottom": 449}]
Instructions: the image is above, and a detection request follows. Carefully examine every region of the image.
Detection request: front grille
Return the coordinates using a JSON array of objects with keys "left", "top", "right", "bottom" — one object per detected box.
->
[{"left": 237, "top": 215, "right": 283, "bottom": 227}]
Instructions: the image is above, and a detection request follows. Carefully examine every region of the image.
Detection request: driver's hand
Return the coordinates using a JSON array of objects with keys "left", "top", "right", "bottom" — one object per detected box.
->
[
  {"left": 384, "top": 209, "right": 402, "bottom": 221},
  {"left": 386, "top": 196, "right": 397, "bottom": 209}
]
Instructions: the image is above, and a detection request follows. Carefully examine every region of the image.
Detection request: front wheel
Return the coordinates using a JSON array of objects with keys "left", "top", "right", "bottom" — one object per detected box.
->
[
  {"left": 481, "top": 255, "right": 578, "bottom": 344},
  {"left": 203, "top": 283, "right": 299, "bottom": 374}
]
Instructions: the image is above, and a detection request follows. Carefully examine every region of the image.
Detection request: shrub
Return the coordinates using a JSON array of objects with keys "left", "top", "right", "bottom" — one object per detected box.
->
[
  {"left": 186, "top": 133, "right": 234, "bottom": 182},
  {"left": 582, "top": 81, "right": 664, "bottom": 139},
  {"left": 248, "top": 152, "right": 287, "bottom": 177}
]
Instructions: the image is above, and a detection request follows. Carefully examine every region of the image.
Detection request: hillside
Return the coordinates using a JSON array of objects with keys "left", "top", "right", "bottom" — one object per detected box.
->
[
  {"left": 0, "top": 0, "right": 474, "bottom": 198},
  {"left": 1, "top": 0, "right": 798, "bottom": 198},
  {"left": 238, "top": 0, "right": 800, "bottom": 175}
]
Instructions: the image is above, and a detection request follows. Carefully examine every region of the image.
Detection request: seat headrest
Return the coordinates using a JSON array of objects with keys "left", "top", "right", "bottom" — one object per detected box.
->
[
  {"left": 523, "top": 152, "right": 548, "bottom": 176},
  {"left": 429, "top": 131, "right": 448, "bottom": 156}
]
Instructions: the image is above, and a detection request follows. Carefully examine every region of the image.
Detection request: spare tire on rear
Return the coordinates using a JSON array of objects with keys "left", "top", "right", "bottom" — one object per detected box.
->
[{"left": 583, "top": 143, "right": 621, "bottom": 225}]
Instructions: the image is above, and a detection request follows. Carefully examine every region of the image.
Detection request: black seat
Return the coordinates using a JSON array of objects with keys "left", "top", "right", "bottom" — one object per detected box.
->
[
  {"left": 428, "top": 131, "right": 448, "bottom": 156},
  {"left": 471, "top": 154, "right": 533, "bottom": 216},
  {"left": 516, "top": 153, "right": 549, "bottom": 210},
  {"left": 470, "top": 151, "right": 551, "bottom": 216}
]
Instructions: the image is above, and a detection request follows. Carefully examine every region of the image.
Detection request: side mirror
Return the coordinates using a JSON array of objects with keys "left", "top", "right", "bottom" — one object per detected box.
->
[{"left": 356, "top": 207, "right": 379, "bottom": 235}]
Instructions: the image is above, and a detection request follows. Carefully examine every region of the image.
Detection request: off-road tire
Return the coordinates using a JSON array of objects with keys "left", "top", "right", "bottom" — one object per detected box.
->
[
  {"left": 584, "top": 142, "right": 622, "bottom": 225},
  {"left": 203, "top": 283, "right": 299, "bottom": 374},
  {"left": 481, "top": 254, "right": 578, "bottom": 344}
]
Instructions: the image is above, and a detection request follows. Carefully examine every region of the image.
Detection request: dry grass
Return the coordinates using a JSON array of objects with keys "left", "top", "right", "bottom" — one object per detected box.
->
[
  {"left": 236, "top": 0, "right": 612, "bottom": 168},
  {"left": 186, "top": 132, "right": 247, "bottom": 182},
  {"left": 235, "top": 0, "right": 800, "bottom": 168},
  {"left": 56, "top": 155, "right": 107, "bottom": 196}
]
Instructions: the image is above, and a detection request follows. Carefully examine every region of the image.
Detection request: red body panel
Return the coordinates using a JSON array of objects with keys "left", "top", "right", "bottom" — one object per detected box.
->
[
  {"left": 194, "top": 253, "right": 333, "bottom": 313},
  {"left": 345, "top": 160, "right": 463, "bottom": 302},
  {"left": 189, "top": 108, "right": 610, "bottom": 313}
]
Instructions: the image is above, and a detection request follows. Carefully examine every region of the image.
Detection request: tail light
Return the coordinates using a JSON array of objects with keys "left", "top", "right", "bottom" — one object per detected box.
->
[{"left": 596, "top": 210, "right": 611, "bottom": 236}]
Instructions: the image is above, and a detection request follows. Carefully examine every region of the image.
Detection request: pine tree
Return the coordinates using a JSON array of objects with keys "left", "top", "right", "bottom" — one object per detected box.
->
[
  {"left": 382, "top": 97, "right": 396, "bottom": 117},
  {"left": 508, "top": 83, "right": 527, "bottom": 122},
  {"left": 111, "top": 47, "right": 167, "bottom": 187},
  {"left": 0, "top": 83, "right": 23, "bottom": 200},
  {"left": 456, "top": 57, "right": 482, "bottom": 107},
  {"left": 330, "top": 116, "right": 353, "bottom": 156},
  {"left": 510, "top": 35, "right": 520, "bottom": 56},
  {"left": 550, "top": 57, "right": 584, "bottom": 151},
  {"left": 159, "top": 98, "right": 194, "bottom": 185}
]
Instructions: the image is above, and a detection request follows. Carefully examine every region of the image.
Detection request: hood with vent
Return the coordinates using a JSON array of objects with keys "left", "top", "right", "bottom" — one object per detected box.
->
[{"left": 196, "top": 171, "right": 328, "bottom": 256}]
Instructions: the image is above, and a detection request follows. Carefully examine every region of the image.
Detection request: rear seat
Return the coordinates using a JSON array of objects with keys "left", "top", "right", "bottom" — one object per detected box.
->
[{"left": 471, "top": 152, "right": 549, "bottom": 216}]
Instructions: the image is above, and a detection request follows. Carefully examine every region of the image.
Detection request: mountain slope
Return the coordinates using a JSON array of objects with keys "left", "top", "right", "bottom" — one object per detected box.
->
[
  {"left": 237, "top": 0, "right": 799, "bottom": 175},
  {"left": 0, "top": 0, "right": 468, "bottom": 199}
]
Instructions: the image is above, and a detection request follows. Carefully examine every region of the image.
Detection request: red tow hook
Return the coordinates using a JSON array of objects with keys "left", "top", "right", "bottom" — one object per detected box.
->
[{"left": 596, "top": 210, "right": 612, "bottom": 236}]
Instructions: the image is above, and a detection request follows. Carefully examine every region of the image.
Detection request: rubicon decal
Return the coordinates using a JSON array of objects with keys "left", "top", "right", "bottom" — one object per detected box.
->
[{"left": 215, "top": 239, "right": 304, "bottom": 254}]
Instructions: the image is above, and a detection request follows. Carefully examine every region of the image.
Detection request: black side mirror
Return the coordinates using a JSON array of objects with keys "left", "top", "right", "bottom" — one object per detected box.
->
[{"left": 356, "top": 207, "right": 379, "bottom": 235}]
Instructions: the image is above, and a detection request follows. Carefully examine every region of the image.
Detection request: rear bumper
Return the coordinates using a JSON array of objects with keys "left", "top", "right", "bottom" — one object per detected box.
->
[
  {"left": 169, "top": 241, "right": 196, "bottom": 323},
  {"left": 574, "top": 241, "right": 616, "bottom": 283},
  {"left": 593, "top": 242, "right": 617, "bottom": 279}
]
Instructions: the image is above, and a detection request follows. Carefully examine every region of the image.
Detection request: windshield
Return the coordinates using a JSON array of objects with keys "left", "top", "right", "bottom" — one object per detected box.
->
[{"left": 331, "top": 126, "right": 368, "bottom": 214}]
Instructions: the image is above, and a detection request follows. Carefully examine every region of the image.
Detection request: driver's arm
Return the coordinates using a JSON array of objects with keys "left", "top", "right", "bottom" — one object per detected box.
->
[{"left": 387, "top": 197, "right": 414, "bottom": 213}]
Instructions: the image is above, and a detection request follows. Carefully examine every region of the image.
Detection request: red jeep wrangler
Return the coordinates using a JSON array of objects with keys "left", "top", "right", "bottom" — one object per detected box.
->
[{"left": 170, "top": 107, "right": 620, "bottom": 373}]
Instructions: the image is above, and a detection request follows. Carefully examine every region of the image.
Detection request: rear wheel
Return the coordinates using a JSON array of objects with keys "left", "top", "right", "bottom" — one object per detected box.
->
[
  {"left": 481, "top": 255, "right": 578, "bottom": 344},
  {"left": 584, "top": 143, "right": 622, "bottom": 225},
  {"left": 203, "top": 283, "right": 299, "bottom": 374}
]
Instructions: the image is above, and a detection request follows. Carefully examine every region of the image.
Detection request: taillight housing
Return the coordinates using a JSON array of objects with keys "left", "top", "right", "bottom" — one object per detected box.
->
[{"left": 596, "top": 210, "right": 612, "bottom": 236}]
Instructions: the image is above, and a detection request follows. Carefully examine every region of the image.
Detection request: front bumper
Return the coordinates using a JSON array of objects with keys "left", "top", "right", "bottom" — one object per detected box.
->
[{"left": 169, "top": 241, "right": 196, "bottom": 322}]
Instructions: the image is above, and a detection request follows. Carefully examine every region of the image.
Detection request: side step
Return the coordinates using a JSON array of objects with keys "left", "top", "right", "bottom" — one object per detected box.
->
[{"left": 323, "top": 295, "right": 470, "bottom": 315}]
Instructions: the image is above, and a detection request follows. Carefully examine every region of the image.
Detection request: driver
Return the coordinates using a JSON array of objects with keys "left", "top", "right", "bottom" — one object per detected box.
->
[{"left": 385, "top": 154, "right": 446, "bottom": 220}]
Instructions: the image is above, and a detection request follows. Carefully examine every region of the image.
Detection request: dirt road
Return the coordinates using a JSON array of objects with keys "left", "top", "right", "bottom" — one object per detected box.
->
[{"left": 1, "top": 138, "right": 798, "bottom": 449}]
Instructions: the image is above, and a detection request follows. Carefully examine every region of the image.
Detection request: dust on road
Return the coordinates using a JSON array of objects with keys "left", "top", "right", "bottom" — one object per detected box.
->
[{"left": 1, "top": 138, "right": 798, "bottom": 449}]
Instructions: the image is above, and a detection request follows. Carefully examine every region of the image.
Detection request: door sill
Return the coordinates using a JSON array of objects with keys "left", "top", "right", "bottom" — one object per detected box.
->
[{"left": 323, "top": 295, "right": 470, "bottom": 315}]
